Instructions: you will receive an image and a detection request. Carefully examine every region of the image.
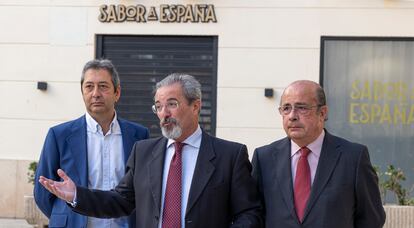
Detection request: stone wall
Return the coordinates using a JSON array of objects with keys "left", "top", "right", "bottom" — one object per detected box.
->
[{"left": 0, "top": 159, "right": 34, "bottom": 218}]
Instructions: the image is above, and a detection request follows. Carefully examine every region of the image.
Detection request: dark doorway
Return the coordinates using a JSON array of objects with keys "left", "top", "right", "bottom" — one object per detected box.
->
[{"left": 96, "top": 35, "right": 218, "bottom": 138}]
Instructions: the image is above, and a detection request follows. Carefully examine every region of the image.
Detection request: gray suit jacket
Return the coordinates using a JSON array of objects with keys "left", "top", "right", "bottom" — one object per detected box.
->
[
  {"left": 73, "top": 131, "right": 263, "bottom": 228},
  {"left": 252, "top": 131, "right": 385, "bottom": 228}
]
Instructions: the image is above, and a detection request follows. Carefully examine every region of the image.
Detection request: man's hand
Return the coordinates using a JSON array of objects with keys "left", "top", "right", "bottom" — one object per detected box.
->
[{"left": 39, "top": 169, "right": 76, "bottom": 202}]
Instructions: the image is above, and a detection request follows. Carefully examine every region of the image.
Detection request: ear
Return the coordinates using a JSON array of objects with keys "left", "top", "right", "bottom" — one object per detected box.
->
[
  {"left": 192, "top": 99, "right": 201, "bottom": 114},
  {"left": 115, "top": 85, "right": 121, "bottom": 102},
  {"left": 320, "top": 105, "right": 328, "bottom": 121}
]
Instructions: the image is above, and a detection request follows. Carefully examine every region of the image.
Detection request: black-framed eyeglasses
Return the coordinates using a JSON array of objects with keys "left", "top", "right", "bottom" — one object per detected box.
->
[
  {"left": 278, "top": 104, "right": 323, "bottom": 115},
  {"left": 152, "top": 100, "right": 179, "bottom": 114}
]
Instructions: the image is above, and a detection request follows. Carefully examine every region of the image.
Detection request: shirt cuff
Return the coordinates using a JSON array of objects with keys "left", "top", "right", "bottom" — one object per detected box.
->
[{"left": 67, "top": 189, "right": 77, "bottom": 208}]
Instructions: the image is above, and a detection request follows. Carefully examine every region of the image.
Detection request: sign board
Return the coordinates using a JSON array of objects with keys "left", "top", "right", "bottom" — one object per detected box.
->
[
  {"left": 99, "top": 4, "right": 217, "bottom": 23},
  {"left": 321, "top": 37, "right": 414, "bottom": 199}
]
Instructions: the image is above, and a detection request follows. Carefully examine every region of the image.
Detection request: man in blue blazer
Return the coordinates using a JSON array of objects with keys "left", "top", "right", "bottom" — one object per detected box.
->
[
  {"left": 252, "top": 80, "right": 385, "bottom": 227},
  {"left": 34, "top": 59, "right": 149, "bottom": 228}
]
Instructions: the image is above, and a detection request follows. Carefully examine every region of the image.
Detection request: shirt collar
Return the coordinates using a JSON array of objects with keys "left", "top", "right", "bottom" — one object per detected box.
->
[
  {"left": 167, "top": 125, "right": 202, "bottom": 149},
  {"left": 291, "top": 130, "right": 325, "bottom": 158},
  {"left": 85, "top": 112, "right": 121, "bottom": 135}
]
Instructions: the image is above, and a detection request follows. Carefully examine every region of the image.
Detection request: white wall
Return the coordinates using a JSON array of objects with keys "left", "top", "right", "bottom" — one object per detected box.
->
[{"left": 3, "top": 0, "right": 414, "bottom": 161}]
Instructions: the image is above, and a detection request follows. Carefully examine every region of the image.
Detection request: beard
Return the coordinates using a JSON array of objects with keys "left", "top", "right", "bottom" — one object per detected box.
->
[{"left": 160, "top": 117, "right": 182, "bottom": 139}]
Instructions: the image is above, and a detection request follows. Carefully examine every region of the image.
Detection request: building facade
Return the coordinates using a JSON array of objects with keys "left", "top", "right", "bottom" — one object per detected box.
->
[{"left": 1, "top": 0, "right": 414, "bottom": 218}]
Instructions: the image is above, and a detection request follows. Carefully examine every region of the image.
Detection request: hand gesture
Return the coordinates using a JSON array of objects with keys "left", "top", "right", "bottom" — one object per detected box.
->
[{"left": 39, "top": 169, "right": 76, "bottom": 202}]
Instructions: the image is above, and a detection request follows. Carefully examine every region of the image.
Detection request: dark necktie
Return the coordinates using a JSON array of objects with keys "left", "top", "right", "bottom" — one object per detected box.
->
[
  {"left": 162, "top": 142, "right": 185, "bottom": 228},
  {"left": 294, "top": 147, "right": 311, "bottom": 222}
]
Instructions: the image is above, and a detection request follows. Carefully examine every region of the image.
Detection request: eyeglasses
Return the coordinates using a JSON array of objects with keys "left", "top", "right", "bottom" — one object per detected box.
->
[
  {"left": 278, "top": 104, "right": 323, "bottom": 115},
  {"left": 152, "top": 100, "right": 179, "bottom": 114}
]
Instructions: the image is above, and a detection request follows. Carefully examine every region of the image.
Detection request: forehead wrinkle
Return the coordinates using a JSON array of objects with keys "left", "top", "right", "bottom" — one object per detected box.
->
[
  {"left": 281, "top": 91, "right": 318, "bottom": 106},
  {"left": 155, "top": 97, "right": 179, "bottom": 104},
  {"left": 83, "top": 79, "right": 111, "bottom": 83},
  {"left": 154, "top": 83, "right": 185, "bottom": 102},
  {"left": 282, "top": 101, "right": 309, "bottom": 105}
]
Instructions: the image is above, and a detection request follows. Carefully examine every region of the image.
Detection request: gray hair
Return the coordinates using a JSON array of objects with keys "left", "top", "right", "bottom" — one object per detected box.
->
[
  {"left": 316, "top": 86, "right": 327, "bottom": 106},
  {"left": 154, "top": 73, "right": 202, "bottom": 104},
  {"left": 81, "top": 59, "right": 120, "bottom": 92}
]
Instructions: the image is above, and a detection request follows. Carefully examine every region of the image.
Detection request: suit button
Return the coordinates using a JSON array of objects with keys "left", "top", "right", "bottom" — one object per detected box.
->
[
  {"left": 186, "top": 220, "right": 192, "bottom": 223},
  {"left": 155, "top": 216, "right": 159, "bottom": 221}
]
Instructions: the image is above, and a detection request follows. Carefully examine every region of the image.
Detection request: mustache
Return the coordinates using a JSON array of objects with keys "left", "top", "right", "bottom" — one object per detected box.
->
[
  {"left": 288, "top": 124, "right": 303, "bottom": 128},
  {"left": 161, "top": 117, "right": 178, "bottom": 125}
]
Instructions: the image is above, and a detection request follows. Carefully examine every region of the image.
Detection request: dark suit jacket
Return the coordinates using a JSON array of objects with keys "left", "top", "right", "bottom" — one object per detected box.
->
[
  {"left": 34, "top": 115, "right": 149, "bottom": 228},
  {"left": 72, "top": 131, "right": 263, "bottom": 228},
  {"left": 252, "top": 131, "right": 385, "bottom": 228}
]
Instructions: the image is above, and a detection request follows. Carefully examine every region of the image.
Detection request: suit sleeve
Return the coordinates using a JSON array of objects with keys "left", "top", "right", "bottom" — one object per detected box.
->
[
  {"left": 72, "top": 143, "right": 137, "bottom": 218},
  {"left": 34, "top": 128, "right": 60, "bottom": 217},
  {"left": 251, "top": 149, "right": 266, "bottom": 218},
  {"left": 354, "top": 147, "right": 386, "bottom": 228},
  {"left": 230, "top": 145, "right": 263, "bottom": 228}
]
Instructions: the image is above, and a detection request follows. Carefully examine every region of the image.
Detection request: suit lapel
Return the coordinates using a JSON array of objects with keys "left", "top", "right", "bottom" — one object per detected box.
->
[
  {"left": 148, "top": 137, "right": 168, "bottom": 215},
  {"left": 302, "top": 131, "right": 341, "bottom": 221},
  {"left": 118, "top": 119, "right": 136, "bottom": 163},
  {"left": 185, "top": 132, "right": 215, "bottom": 215},
  {"left": 66, "top": 116, "right": 88, "bottom": 187},
  {"left": 273, "top": 138, "right": 297, "bottom": 220}
]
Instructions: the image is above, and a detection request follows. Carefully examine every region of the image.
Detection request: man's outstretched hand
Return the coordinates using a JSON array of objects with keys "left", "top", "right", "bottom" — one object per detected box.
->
[{"left": 39, "top": 169, "right": 76, "bottom": 203}]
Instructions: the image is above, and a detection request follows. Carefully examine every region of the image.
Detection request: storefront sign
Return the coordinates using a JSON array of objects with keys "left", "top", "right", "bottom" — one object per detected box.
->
[
  {"left": 99, "top": 4, "right": 217, "bottom": 23},
  {"left": 321, "top": 38, "right": 414, "bottom": 197},
  {"left": 349, "top": 80, "right": 414, "bottom": 125}
]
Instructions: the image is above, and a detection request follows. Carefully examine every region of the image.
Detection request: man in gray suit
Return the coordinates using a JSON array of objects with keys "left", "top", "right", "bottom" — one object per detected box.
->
[
  {"left": 38, "top": 73, "right": 262, "bottom": 228},
  {"left": 252, "top": 80, "right": 385, "bottom": 227}
]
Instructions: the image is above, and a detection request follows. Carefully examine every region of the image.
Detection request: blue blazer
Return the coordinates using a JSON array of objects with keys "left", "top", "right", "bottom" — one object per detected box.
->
[{"left": 34, "top": 115, "right": 149, "bottom": 228}]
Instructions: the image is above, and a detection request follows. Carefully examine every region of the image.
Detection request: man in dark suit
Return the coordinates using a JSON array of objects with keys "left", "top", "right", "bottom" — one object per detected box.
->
[
  {"left": 252, "top": 80, "right": 385, "bottom": 228},
  {"left": 38, "top": 73, "right": 262, "bottom": 228},
  {"left": 34, "top": 59, "right": 149, "bottom": 227}
]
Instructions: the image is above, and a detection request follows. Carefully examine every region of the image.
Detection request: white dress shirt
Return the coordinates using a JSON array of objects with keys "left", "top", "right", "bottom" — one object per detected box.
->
[
  {"left": 85, "top": 113, "right": 128, "bottom": 228},
  {"left": 291, "top": 130, "right": 325, "bottom": 186},
  {"left": 158, "top": 126, "right": 202, "bottom": 228}
]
